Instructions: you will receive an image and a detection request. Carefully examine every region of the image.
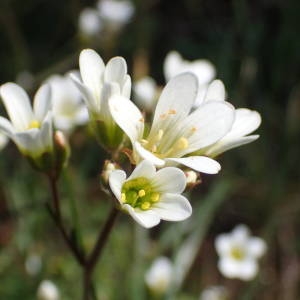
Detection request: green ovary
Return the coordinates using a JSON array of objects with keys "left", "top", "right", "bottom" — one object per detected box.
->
[
  {"left": 121, "top": 177, "right": 160, "bottom": 210},
  {"left": 230, "top": 246, "right": 245, "bottom": 260}
]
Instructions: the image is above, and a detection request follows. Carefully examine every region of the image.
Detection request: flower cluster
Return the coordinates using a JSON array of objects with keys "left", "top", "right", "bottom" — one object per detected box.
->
[{"left": 0, "top": 49, "right": 261, "bottom": 228}]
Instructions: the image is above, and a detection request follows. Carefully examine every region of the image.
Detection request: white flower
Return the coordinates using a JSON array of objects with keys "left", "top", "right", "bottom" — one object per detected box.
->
[
  {"left": 78, "top": 8, "right": 102, "bottom": 36},
  {"left": 0, "top": 82, "right": 53, "bottom": 157},
  {"left": 200, "top": 286, "right": 228, "bottom": 300},
  {"left": 71, "top": 48, "right": 131, "bottom": 148},
  {"left": 109, "top": 160, "right": 192, "bottom": 228},
  {"left": 46, "top": 73, "right": 88, "bottom": 134},
  {"left": 133, "top": 76, "right": 158, "bottom": 112},
  {"left": 97, "top": 0, "right": 134, "bottom": 29},
  {"left": 109, "top": 73, "right": 235, "bottom": 174},
  {"left": 145, "top": 256, "right": 173, "bottom": 295},
  {"left": 198, "top": 80, "right": 261, "bottom": 157},
  {"left": 215, "top": 224, "right": 267, "bottom": 280},
  {"left": 164, "top": 51, "right": 216, "bottom": 107},
  {"left": 25, "top": 253, "right": 42, "bottom": 276},
  {"left": 37, "top": 280, "right": 59, "bottom": 300}
]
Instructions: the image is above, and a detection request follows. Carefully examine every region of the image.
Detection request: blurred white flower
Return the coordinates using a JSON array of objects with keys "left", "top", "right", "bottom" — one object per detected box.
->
[
  {"left": 78, "top": 7, "right": 103, "bottom": 36},
  {"left": 164, "top": 51, "right": 216, "bottom": 107},
  {"left": 145, "top": 256, "right": 173, "bottom": 295},
  {"left": 0, "top": 82, "right": 53, "bottom": 158},
  {"left": 46, "top": 73, "right": 88, "bottom": 134},
  {"left": 215, "top": 224, "right": 267, "bottom": 280},
  {"left": 133, "top": 76, "right": 158, "bottom": 112},
  {"left": 97, "top": 0, "right": 134, "bottom": 29},
  {"left": 37, "top": 280, "right": 59, "bottom": 300},
  {"left": 198, "top": 80, "right": 261, "bottom": 157},
  {"left": 200, "top": 286, "right": 228, "bottom": 300},
  {"left": 25, "top": 253, "right": 42, "bottom": 276},
  {"left": 71, "top": 48, "right": 131, "bottom": 148},
  {"left": 15, "top": 70, "right": 35, "bottom": 90},
  {"left": 109, "top": 160, "right": 192, "bottom": 228},
  {"left": 110, "top": 73, "right": 234, "bottom": 174}
]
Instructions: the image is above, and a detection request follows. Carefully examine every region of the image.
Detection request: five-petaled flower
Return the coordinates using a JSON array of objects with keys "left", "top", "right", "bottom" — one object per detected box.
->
[
  {"left": 109, "top": 160, "right": 192, "bottom": 228},
  {"left": 215, "top": 224, "right": 267, "bottom": 280},
  {"left": 71, "top": 48, "right": 131, "bottom": 149},
  {"left": 109, "top": 72, "right": 235, "bottom": 174},
  {"left": 0, "top": 82, "right": 53, "bottom": 167}
]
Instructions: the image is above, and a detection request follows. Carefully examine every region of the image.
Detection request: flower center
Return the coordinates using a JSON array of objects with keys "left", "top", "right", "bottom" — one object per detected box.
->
[
  {"left": 230, "top": 246, "right": 245, "bottom": 260},
  {"left": 121, "top": 177, "right": 160, "bottom": 210},
  {"left": 139, "top": 109, "right": 197, "bottom": 158},
  {"left": 28, "top": 120, "right": 40, "bottom": 129}
]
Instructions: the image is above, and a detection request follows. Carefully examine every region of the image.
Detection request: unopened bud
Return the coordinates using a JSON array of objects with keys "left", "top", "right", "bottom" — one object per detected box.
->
[
  {"left": 185, "top": 170, "right": 201, "bottom": 188},
  {"left": 53, "top": 131, "right": 70, "bottom": 177},
  {"left": 101, "top": 160, "right": 118, "bottom": 184}
]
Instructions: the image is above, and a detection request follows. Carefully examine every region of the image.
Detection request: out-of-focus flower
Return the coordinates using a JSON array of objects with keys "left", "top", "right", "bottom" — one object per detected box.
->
[
  {"left": 0, "top": 82, "right": 54, "bottom": 169},
  {"left": 109, "top": 73, "right": 234, "bottom": 173},
  {"left": 15, "top": 70, "right": 35, "bottom": 90},
  {"left": 71, "top": 48, "right": 131, "bottom": 149},
  {"left": 133, "top": 76, "right": 158, "bottom": 112},
  {"left": 97, "top": 0, "right": 134, "bottom": 30},
  {"left": 200, "top": 286, "right": 229, "bottom": 300},
  {"left": 197, "top": 80, "right": 261, "bottom": 157},
  {"left": 78, "top": 7, "right": 103, "bottom": 36},
  {"left": 109, "top": 160, "right": 192, "bottom": 228},
  {"left": 215, "top": 224, "right": 267, "bottom": 280},
  {"left": 25, "top": 253, "right": 42, "bottom": 276},
  {"left": 46, "top": 73, "right": 88, "bottom": 134},
  {"left": 37, "top": 280, "right": 59, "bottom": 300},
  {"left": 145, "top": 256, "right": 173, "bottom": 296},
  {"left": 164, "top": 51, "right": 216, "bottom": 107}
]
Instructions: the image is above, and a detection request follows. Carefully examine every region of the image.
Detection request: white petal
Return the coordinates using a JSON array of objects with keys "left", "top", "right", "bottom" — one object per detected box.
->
[
  {"left": 150, "top": 73, "right": 198, "bottom": 135},
  {"left": 0, "top": 117, "right": 15, "bottom": 137},
  {"left": 188, "top": 59, "right": 216, "bottom": 85},
  {"left": 123, "top": 204, "right": 161, "bottom": 228},
  {"left": 218, "top": 258, "right": 242, "bottom": 278},
  {"left": 109, "top": 95, "right": 144, "bottom": 144},
  {"left": 248, "top": 237, "right": 267, "bottom": 258},
  {"left": 33, "top": 84, "right": 52, "bottom": 121},
  {"left": 237, "top": 259, "right": 258, "bottom": 280},
  {"left": 127, "top": 159, "right": 156, "bottom": 180},
  {"left": 104, "top": 56, "right": 127, "bottom": 85},
  {"left": 215, "top": 234, "right": 232, "bottom": 256},
  {"left": 167, "top": 156, "right": 221, "bottom": 174},
  {"left": 14, "top": 129, "right": 41, "bottom": 154},
  {"left": 204, "top": 80, "right": 226, "bottom": 102},
  {"left": 134, "top": 142, "right": 165, "bottom": 166},
  {"left": 109, "top": 170, "right": 127, "bottom": 202},
  {"left": 151, "top": 167, "right": 186, "bottom": 194},
  {"left": 227, "top": 108, "right": 261, "bottom": 138},
  {"left": 39, "top": 112, "right": 53, "bottom": 151},
  {"left": 79, "top": 49, "right": 104, "bottom": 96},
  {"left": 152, "top": 194, "right": 192, "bottom": 221},
  {"left": 70, "top": 73, "right": 97, "bottom": 112},
  {"left": 180, "top": 101, "right": 235, "bottom": 151},
  {"left": 121, "top": 74, "right": 131, "bottom": 98},
  {"left": 203, "top": 135, "right": 260, "bottom": 157},
  {"left": 0, "top": 82, "right": 34, "bottom": 131},
  {"left": 163, "top": 51, "right": 183, "bottom": 81},
  {"left": 232, "top": 224, "right": 250, "bottom": 242}
]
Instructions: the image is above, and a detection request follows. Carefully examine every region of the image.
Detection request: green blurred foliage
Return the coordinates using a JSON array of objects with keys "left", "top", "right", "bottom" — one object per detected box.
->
[{"left": 0, "top": 0, "right": 300, "bottom": 299}]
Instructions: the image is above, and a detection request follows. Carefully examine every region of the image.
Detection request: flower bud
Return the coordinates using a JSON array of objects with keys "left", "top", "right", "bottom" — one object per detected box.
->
[{"left": 53, "top": 131, "right": 70, "bottom": 177}]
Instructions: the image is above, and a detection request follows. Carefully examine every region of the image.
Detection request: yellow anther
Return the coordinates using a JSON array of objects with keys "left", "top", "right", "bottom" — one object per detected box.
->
[
  {"left": 138, "top": 189, "right": 146, "bottom": 197},
  {"left": 141, "top": 139, "right": 149, "bottom": 145},
  {"left": 141, "top": 202, "right": 151, "bottom": 210},
  {"left": 151, "top": 193, "right": 160, "bottom": 202},
  {"left": 121, "top": 193, "right": 126, "bottom": 202},
  {"left": 191, "top": 127, "right": 197, "bottom": 132},
  {"left": 160, "top": 113, "right": 167, "bottom": 119},
  {"left": 151, "top": 145, "right": 157, "bottom": 153},
  {"left": 176, "top": 137, "right": 189, "bottom": 150},
  {"left": 139, "top": 117, "right": 144, "bottom": 123},
  {"left": 157, "top": 129, "right": 164, "bottom": 140},
  {"left": 168, "top": 109, "right": 176, "bottom": 114},
  {"left": 28, "top": 120, "right": 40, "bottom": 129}
]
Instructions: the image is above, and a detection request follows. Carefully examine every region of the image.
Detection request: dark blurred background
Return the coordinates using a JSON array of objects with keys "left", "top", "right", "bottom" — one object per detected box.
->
[{"left": 0, "top": 0, "right": 300, "bottom": 299}]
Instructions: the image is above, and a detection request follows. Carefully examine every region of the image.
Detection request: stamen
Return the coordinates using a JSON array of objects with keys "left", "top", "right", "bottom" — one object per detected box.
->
[
  {"left": 176, "top": 137, "right": 189, "bottom": 150},
  {"left": 121, "top": 193, "right": 126, "bottom": 202},
  {"left": 157, "top": 129, "right": 164, "bottom": 140},
  {"left": 28, "top": 120, "right": 40, "bottom": 129},
  {"left": 151, "top": 193, "right": 160, "bottom": 202},
  {"left": 138, "top": 189, "right": 146, "bottom": 197},
  {"left": 141, "top": 202, "right": 151, "bottom": 210},
  {"left": 151, "top": 145, "right": 157, "bottom": 153},
  {"left": 141, "top": 139, "right": 149, "bottom": 145},
  {"left": 168, "top": 109, "right": 176, "bottom": 114}
]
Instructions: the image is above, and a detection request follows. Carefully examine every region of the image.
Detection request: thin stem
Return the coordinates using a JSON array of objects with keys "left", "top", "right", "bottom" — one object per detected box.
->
[
  {"left": 82, "top": 205, "right": 119, "bottom": 300},
  {"left": 47, "top": 174, "right": 85, "bottom": 265}
]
